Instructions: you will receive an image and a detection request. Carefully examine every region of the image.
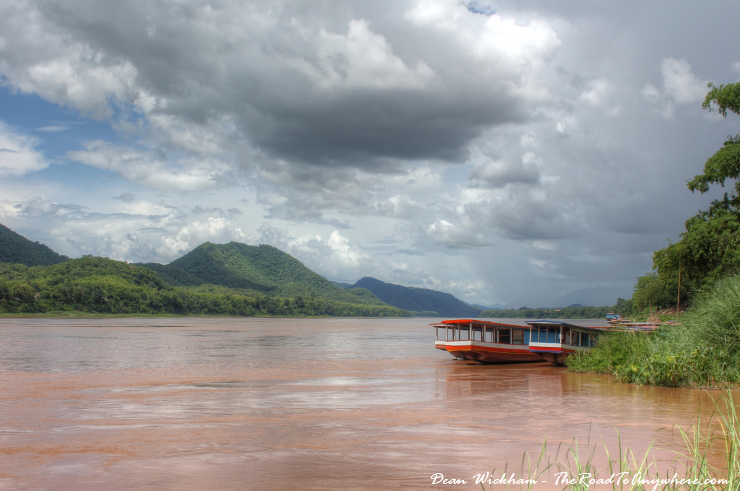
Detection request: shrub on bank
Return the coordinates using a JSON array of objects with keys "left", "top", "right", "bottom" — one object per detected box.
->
[{"left": 568, "top": 275, "right": 740, "bottom": 388}]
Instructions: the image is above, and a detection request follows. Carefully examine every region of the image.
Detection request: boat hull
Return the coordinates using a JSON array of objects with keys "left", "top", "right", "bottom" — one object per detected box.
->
[
  {"left": 445, "top": 341, "right": 541, "bottom": 364},
  {"left": 536, "top": 352, "right": 569, "bottom": 365},
  {"left": 528, "top": 343, "right": 583, "bottom": 366}
]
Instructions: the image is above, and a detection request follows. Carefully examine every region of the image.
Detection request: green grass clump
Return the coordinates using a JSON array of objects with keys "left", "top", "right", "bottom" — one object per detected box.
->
[{"left": 568, "top": 274, "right": 740, "bottom": 388}]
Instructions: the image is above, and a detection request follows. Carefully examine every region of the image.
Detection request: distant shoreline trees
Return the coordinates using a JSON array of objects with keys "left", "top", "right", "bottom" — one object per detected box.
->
[{"left": 0, "top": 257, "right": 414, "bottom": 317}]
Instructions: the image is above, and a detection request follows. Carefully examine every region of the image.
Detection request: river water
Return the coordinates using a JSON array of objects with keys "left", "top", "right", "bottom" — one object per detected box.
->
[{"left": 0, "top": 317, "right": 731, "bottom": 490}]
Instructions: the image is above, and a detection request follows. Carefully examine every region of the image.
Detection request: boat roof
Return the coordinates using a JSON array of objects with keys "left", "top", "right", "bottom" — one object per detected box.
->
[
  {"left": 525, "top": 319, "right": 610, "bottom": 330},
  {"left": 430, "top": 318, "right": 613, "bottom": 330},
  {"left": 432, "top": 318, "right": 529, "bottom": 328}
]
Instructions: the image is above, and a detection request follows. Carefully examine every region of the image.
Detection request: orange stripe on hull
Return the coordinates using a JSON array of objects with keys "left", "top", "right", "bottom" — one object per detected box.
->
[{"left": 444, "top": 342, "right": 541, "bottom": 364}]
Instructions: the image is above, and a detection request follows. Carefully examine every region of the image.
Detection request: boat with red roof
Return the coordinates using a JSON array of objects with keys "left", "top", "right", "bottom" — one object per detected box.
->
[
  {"left": 432, "top": 319, "right": 541, "bottom": 363},
  {"left": 433, "top": 318, "right": 616, "bottom": 365}
]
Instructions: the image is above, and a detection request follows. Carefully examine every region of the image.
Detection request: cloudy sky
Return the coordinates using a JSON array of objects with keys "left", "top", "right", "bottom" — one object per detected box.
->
[{"left": 1, "top": 0, "right": 739, "bottom": 307}]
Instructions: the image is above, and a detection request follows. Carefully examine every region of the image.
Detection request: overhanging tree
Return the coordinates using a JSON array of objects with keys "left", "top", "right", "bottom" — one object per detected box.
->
[{"left": 652, "top": 81, "right": 740, "bottom": 296}]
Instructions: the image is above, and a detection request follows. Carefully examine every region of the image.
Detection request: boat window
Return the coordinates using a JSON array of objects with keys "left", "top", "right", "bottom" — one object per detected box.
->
[
  {"left": 546, "top": 328, "right": 557, "bottom": 343},
  {"left": 499, "top": 329, "right": 511, "bottom": 344},
  {"left": 512, "top": 329, "right": 523, "bottom": 345},
  {"left": 562, "top": 328, "right": 570, "bottom": 344},
  {"left": 523, "top": 330, "right": 530, "bottom": 345},
  {"left": 447, "top": 327, "right": 454, "bottom": 340},
  {"left": 485, "top": 330, "right": 492, "bottom": 343},
  {"left": 460, "top": 328, "right": 469, "bottom": 340},
  {"left": 473, "top": 328, "right": 482, "bottom": 341},
  {"left": 579, "top": 332, "right": 586, "bottom": 347},
  {"left": 437, "top": 327, "right": 446, "bottom": 340}
]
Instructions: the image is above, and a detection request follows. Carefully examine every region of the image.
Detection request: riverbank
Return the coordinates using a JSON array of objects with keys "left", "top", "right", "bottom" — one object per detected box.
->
[{"left": 568, "top": 275, "right": 740, "bottom": 389}]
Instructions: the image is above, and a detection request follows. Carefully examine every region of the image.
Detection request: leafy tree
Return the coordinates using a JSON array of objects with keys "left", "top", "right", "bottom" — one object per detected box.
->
[
  {"left": 652, "top": 82, "right": 740, "bottom": 297},
  {"left": 631, "top": 272, "right": 682, "bottom": 312},
  {"left": 614, "top": 297, "right": 633, "bottom": 315}
]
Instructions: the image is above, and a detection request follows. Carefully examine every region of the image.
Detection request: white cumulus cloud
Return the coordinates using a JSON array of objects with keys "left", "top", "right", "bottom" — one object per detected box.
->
[{"left": 0, "top": 122, "right": 48, "bottom": 177}]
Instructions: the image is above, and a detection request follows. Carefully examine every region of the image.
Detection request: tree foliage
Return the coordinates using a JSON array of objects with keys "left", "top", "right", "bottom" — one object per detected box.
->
[
  {"left": 0, "top": 257, "right": 411, "bottom": 317},
  {"left": 0, "top": 223, "right": 68, "bottom": 267},
  {"left": 631, "top": 272, "right": 685, "bottom": 311},
  {"left": 143, "top": 242, "right": 387, "bottom": 306},
  {"left": 650, "top": 81, "right": 740, "bottom": 301}
]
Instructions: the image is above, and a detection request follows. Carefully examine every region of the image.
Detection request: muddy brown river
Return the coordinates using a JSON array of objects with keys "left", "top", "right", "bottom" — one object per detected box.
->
[{"left": 0, "top": 317, "right": 731, "bottom": 490}]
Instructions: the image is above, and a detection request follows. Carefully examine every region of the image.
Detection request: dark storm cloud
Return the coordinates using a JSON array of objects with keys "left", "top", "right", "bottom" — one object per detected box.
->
[
  {"left": 1, "top": 0, "right": 557, "bottom": 172},
  {"left": 240, "top": 91, "right": 522, "bottom": 166}
]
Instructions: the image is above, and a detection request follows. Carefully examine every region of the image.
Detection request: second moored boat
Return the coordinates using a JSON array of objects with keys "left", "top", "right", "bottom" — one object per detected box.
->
[{"left": 433, "top": 318, "right": 609, "bottom": 365}]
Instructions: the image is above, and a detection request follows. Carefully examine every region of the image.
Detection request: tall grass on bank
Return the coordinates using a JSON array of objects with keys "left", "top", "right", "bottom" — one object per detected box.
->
[
  {"left": 567, "top": 275, "right": 740, "bottom": 388},
  {"left": 480, "top": 392, "right": 740, "bottom": 490}
]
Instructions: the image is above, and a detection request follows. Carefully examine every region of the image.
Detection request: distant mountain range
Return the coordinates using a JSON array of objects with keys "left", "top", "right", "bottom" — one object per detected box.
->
[
  {"left": 0, "top": 224, "right": 68, "bottom": 267},
  {"left": 0, "top": 222, "right": 485, "bottom": 317},
  {"left": 466, "top": 302, "right": 507, "bottom": 311},
  {"left": 348, "top": 277, "right": 481, "bottom": 317}
]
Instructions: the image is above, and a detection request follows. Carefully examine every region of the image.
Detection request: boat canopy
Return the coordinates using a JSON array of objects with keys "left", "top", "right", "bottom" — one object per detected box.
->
[
  {"left": 525, "top": 319, "right": 606, "bottom": 331},
  {"left": 432, "top": 319, "right": 527, "bottom": 329}
]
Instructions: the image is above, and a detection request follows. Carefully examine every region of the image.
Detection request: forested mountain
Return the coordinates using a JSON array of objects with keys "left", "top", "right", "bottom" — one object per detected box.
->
[
  {"left": 350, "top": 277, "right": 481, "bottom": 317},
  {"left": 139, "top": 242, "right": 385, "bottom": 306},
  {"left": 0, "top": 224, "right": 68, "bottom": 267},
  {"left": 0, "top": 256, "right": 407, "bottom": 317},
  {"left": 0, "top": 225, "right": 437, "bottom": 316}
]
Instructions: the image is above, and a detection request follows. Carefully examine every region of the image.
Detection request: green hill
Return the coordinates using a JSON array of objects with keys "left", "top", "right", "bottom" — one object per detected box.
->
[
  {"left": 349, "top": 277, "right": 482, "bottom": 317},
  {"left": 0, "top": 256, "right": 407, "bottom": 317},
  {"left": 0, "top": 223, "right": 68, "bottom": 267},
  {"left": 141, "top": 242, "right": 385, "bottom": 306}
]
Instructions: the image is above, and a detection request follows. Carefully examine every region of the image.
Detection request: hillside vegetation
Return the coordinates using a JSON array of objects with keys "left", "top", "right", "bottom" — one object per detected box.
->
[
  {"left": 0, "top": 224, "right": 68, "bottom": 267},
  {"left": 0, "top": 256, "right": 408, "bottom": 317},
  {"left": 140, "top": 242, "right": 385, "bottom": 306},
  {"left": 350, "top": 277, "right": 481, "bottom": 317},
  {"left": 568, "top": 275, "right": 740, "bottom": 387}
]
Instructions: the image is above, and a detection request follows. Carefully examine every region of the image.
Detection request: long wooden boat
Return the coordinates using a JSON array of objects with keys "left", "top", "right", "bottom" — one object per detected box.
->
[
  {"left": 434, "top": 318, "right": 620, "bottom": 365},
  {"left": 432, "top": 319, "right": 542, "bottom": 364}
]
